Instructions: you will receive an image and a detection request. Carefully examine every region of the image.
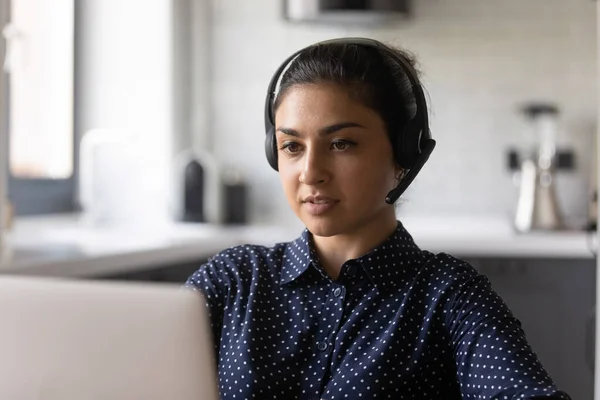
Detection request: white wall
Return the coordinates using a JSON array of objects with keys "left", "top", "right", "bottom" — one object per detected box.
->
[
  {"left": 0, "top": 0, "right": 7, "bottom": 251},
  {"left": 594, "top": 3, "right": 599, "bottom": 399},
  {"left": 76, "top": 0, "right": 175, "bottom": 225},
  {"left": 201, "top": 0, "right": 597, "bottom": 227}
]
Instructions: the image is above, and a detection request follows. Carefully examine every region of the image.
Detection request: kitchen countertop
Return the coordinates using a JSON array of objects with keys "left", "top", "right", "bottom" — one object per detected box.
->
[{"left": 0, "top": 213, "right": 596, "bottom": 279}]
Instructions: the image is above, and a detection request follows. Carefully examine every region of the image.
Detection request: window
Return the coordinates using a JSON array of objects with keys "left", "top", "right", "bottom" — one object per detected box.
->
[{"left": 1, "top": 0, "right": 76, "bottom": 215}]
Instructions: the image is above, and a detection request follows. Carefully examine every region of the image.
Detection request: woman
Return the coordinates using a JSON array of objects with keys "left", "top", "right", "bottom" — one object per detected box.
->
[{"left": 186, "top": 38, "right": 570, "bottom": 399}]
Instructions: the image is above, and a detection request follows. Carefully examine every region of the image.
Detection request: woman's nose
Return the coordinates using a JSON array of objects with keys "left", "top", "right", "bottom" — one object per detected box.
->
[{"left": 299, "top": 148, "right": 329, "bottom": 185}]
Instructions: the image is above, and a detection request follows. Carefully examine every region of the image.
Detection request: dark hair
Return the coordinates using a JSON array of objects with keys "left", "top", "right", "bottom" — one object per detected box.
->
[{"left": 272, "top": 42, "right": 421, "bottom": 165}]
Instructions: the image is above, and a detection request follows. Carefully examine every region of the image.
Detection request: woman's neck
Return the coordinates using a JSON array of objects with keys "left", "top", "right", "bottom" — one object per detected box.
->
[{"left": 311, "top": 210, "right": 398, "bottom": 280}]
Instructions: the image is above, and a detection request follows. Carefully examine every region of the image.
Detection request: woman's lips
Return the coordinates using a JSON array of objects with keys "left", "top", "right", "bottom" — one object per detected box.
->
[{"left": 302, "top": 199, "right": 339, "bottom": 215}]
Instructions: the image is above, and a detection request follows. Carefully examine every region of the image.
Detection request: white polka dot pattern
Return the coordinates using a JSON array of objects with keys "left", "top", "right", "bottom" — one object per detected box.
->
[{"left": 185, "top": 221, "right": 571, "bottom": 400}]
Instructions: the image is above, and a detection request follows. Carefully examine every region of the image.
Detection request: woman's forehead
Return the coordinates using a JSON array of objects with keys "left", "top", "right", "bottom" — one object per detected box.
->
[{"left": 275, "top": 83, "right": 379, "bottom": 125}]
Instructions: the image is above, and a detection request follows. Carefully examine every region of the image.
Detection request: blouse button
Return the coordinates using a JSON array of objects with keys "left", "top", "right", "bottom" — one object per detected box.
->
[
  {"left": 317, "top": 342, "right": 328, "bottom": 351},
  {"left": 333, "top": 287, "right": 343, "bottom": 297}
]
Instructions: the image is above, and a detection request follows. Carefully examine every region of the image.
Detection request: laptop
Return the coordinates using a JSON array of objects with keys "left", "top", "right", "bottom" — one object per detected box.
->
[{"left": 0, "top": 275, "right": 220, "bottom": 400}]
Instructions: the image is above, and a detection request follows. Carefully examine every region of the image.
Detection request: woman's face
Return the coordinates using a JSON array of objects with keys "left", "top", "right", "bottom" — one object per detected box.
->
[{"left": 274, "top": 83, "right": 399, "bottom": 238}]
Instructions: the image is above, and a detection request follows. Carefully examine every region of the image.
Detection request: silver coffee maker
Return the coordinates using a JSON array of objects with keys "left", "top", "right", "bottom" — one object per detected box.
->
[{"left": 514, "top": 103, "right": 565, "bottom": 232}]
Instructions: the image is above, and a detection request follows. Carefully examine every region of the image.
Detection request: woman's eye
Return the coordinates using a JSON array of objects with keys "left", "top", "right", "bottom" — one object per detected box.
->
[
  {"left": 280, "top": 142, "right": 302, "bottom": 154},
  {"left": 331, "top": 141, "right": 354, "bottom": 151}
]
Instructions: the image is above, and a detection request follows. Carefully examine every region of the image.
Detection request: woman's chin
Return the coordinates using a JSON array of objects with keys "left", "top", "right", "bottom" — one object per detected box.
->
[{"left": 300, "top": 215, "right": 344, "bottom": 238}]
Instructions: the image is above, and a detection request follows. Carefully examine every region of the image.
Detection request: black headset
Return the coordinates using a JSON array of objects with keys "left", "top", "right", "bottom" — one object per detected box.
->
[{"left": 264, "top": 37, "right": 436, "bottom": 204}]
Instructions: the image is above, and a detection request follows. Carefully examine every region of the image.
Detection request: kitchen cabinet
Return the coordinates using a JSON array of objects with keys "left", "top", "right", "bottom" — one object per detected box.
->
[
  {"left": 463, "top": 256, "right": 596, "bottom": 400},
  {"left": 97, "top": 260, "right": 206, "bottom": 284}
]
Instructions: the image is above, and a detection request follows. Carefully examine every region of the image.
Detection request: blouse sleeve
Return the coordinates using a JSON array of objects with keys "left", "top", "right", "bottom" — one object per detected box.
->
[
  {"left": 184, "top": 256, "right": 228, "bottom": 357},
  {"left": 444, "top": 273, "right": 571, "bottom": 399}
]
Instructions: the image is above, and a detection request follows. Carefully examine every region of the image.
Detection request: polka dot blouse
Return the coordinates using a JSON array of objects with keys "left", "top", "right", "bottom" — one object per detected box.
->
[{"left": 185, "top": 221, "right": 570, "bottom": 399}]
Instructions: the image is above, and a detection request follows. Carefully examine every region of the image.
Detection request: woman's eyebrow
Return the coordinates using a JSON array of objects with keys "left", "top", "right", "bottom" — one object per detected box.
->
[
  {"left": 276, "top": 127, "right": 302, "bottom": 137},
  {"left": 318, "top": 122, "right": 365, "bottom": 135},
  {"left": 276, "top": 122, "right": 366, "bottom": 137}
]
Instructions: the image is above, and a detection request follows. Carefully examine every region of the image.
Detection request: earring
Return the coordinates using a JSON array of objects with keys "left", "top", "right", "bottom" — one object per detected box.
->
[{"left": 395, "top": 169, "right": 406, "bottom": 182}]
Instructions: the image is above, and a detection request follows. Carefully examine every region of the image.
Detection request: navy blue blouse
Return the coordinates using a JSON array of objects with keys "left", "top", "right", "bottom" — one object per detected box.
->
[{"left": 185, "top": 221, "right": 570, "bottom": 399}]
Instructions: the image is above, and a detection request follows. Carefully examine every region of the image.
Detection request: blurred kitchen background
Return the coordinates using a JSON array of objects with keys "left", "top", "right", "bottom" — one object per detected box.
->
[{"left": 0, "top": 0, "right": 598, "bottom": 398}]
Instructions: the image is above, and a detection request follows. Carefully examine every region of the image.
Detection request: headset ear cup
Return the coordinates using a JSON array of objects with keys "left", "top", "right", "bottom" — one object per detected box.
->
[
  {"left": 397, "top": 120, "right": 421, "bottom": 169},
  {"left": 265, "top": 128, "right": 279, "bottom": 171},
  {"left": 396, "top": 124, "right": 412, "bottom": 169},
  {"left": 395, "top": 129, "right": 406, "bottom": 169}
]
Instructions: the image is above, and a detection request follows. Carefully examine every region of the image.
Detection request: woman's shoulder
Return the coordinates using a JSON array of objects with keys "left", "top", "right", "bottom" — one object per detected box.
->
[
  {"left": 416, "top": 251, "right": 484, "bottom": 292},
  {"left": 423, "top": 251, "right": 478, "bottom": 275},
  {"left": 185, "top": 240, "right": 294, "bottom": 288}
]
